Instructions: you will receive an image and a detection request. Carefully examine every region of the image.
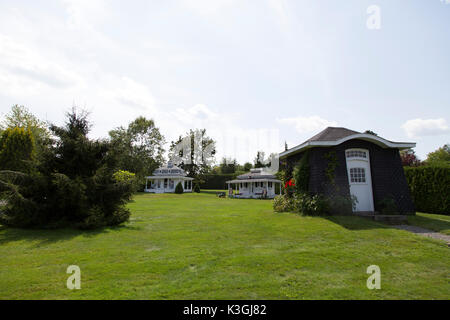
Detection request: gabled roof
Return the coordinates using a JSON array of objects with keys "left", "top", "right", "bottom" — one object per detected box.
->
[{"left": 279, "top": 127, "right": 416, "bottom": 159}]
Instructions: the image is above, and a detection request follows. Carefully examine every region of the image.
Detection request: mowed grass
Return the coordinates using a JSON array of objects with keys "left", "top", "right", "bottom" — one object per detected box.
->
[
  {"left": 408, "top": 212, "right": 450, "bottom": 235},
  {"left": 0, "top": 192, "right": 449, "bottom": 300}
]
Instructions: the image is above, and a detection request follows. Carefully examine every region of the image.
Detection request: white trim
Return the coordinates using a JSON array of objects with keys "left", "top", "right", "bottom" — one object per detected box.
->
[
  {"left": 226, "top": 179, "right": 281, "bottom": 184},
  {"left": 280, "top": 133, "right": 416, "bottom": 159},
  {"left": 146, "top": 176, "right": 194, "bottom": 180}
]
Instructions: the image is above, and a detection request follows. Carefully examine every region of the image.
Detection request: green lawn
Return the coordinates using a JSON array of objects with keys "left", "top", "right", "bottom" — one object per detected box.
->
[
  {"left": 0, "top": 192, "right": 448, "bottom": 299},
  {"left": 408, "top": 212, "right": 450, "bottom": 235}
]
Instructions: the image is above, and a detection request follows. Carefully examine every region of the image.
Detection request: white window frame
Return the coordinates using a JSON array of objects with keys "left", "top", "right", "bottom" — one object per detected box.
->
[{"left": 345, "top": 148, "right": 368, "bottom": 160}]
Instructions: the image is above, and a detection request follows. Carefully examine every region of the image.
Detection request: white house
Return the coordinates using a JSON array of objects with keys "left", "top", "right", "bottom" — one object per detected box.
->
[
  {"left": 226, "top": 168, "right": 282, "bottom": 199},
  {"left": 144, "top": 162, "right": 194, "bottom": 193}
]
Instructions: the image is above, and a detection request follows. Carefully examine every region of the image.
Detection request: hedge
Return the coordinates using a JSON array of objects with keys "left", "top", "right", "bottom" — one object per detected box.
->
[
  {"left": 200, "top": 173, "right": 239, "bottom": 190},
  {"left": 404, "top": 166, "right": 450, "bottom": 215}
]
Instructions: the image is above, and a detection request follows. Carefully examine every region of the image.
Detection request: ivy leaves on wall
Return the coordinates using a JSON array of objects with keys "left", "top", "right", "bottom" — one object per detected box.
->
[{"left": 324, "top": 151, "right": 338, "bottom": 186}]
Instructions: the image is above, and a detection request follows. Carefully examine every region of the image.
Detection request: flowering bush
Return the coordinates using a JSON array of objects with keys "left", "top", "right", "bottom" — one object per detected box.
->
[
  {"left": 284, "top": 179, "right": 296, "bottom": 196},
  {"left": 274, "top": 192, "right": 329, "bottom": 216}
]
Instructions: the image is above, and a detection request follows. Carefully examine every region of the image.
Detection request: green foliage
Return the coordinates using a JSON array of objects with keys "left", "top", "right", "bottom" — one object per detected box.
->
[
  {"left": 200, "top": 173, "right": 237, "bottom": 189},
  {"left": 404, "top": 166, "right": 450, "bottom": 215},
  {"left": 113, "top": 170, "right": 136, "bottom": 183},
  {"left": 243, "top": 162, "right": 253, "bottom": 171},
  {"left": 175, "top": 182, "right": 184, "bottom": 194},
  {"left": 0, "top": 108, "right": 133, "bottom": 229},
  {"left": 377, "top": 196, "right": 398, "bottom": 215},
  {"left": 274, "top": 191, "right": 357, "bottom": 216},
  {"left": 273, "top": 194, "right": 296, "bottom": 212},
  {"left": 327, "top": 194, "right": 357, "bottom": 215},
  {"left": 193, "top": 183, "right": 201, "bottom": 193},
  {"left": 324, "top": 151, "right": 338, "bottom": 185},
  {"left": 0, "top": 105, "right": 50, "bottom": 153},
  {"left": 275, "top": 170, "right": 286, "bottom": 185},
  {"left": 292, "top": 151, "right": 309, "bottom": 193},
  {"left": 426, "top": 144, "right": 450, "bottom": 166},
  {"left": 0, "top": 127, "right": 35, "bottom": 172},
  {"left": 109, "top": 116, "right": 165, "bottom": 187},
  {"left": 219, "top": 158, "right": 237, "bottom": 174},
  {"left": 273, "top": 192, "right": 329, "bottom": 216}
]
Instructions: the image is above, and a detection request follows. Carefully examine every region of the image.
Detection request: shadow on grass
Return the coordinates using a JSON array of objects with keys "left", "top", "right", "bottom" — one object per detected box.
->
[
  {"left": 0, "top": 223, "right": 141, "bottom": 247},
  {"left": 324, "top": 215, "right": 392, "bottom": 231},
  {"left": 199, "top": 190, "right": 226, "bottom": 195},
  {"left": 408, "top": 214, "right": 450, "bottom": 234}
]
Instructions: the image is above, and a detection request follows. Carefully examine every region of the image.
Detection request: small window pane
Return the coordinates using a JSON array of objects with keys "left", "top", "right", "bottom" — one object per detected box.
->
[{"left": 350, "top": 167, "right": 366, "bottom": 183}]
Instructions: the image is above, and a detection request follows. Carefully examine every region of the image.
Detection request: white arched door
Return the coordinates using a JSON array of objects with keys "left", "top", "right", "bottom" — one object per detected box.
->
[{"left": 345, "top": 149, "right": 374, "bottom": 212}]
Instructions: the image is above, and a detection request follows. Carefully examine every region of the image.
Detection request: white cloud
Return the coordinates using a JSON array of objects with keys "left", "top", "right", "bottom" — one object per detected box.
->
[
  {"left": 0, "top": 34, "right": 82, "bottom": 97},
  {"left": 276, "top": 116, "right": 337, "bottom": 134},
  {"left": 402, "top": 118, "right": 450, "bottom": 138},
  {"left": 162, "top": 104, "right": 282, "bottom": 164},
  {"left": 100, "top": 77, "right": 157, "bottom": 112}
]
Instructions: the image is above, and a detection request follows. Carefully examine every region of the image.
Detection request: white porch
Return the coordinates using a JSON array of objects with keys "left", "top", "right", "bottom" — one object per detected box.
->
[
  {"left": 226, "top": 179, "right": 282, "bottom": 199},
  {"left": 144, "top": 176, "right": 194, "bottom": 193}
]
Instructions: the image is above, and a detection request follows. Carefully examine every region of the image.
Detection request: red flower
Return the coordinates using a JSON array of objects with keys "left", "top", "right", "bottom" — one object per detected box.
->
[{"left": 285, "top": 179, "right": 295, "bottom": 188}]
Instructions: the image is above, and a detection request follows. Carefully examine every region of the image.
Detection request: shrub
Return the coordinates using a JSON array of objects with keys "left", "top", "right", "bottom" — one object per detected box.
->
[
  {"left": 327, "top": 194, "right": 357, "bottom": 215},
  {"left": 404, "top": 166, "right": 450, "bottom": 215},
  {"left": 377, "top": 196, "right": 398, "bottom": 215},
  {"left": 273, "top": 194, "right": 296, "bottom": 212},
  {"left": 175, "top": 182, "right": 184, "bottom": 194},
  {"left": 193, "top": 183, "right": 201, "bottom": 193},
  {"left": 292, "top": 151, "right": 309, "bottom": 193},
  {"left": 273, "top": 192, "right": 328, "bottom": 216},
  {"left": 294, "top": 192, "right": 329, "bottom": 216},
  {"left": 283, "top": 179, "right": 295, "bottom": 197}
]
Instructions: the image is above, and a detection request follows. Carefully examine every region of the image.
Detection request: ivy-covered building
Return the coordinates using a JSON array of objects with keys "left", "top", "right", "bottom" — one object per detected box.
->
[{"left": 279, "top": 127, "right": 416, "bottom": 214}]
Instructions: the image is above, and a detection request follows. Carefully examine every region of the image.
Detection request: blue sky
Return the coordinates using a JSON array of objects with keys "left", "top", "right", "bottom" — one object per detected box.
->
[{"left": 0, "top": 0, "right": 449, "bottom": 163}]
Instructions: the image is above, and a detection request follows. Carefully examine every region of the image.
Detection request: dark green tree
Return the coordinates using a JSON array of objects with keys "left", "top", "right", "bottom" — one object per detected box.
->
[
  {"left": 0, "top": 108, "right": 135, "bottom": 229},
  {"left": 220, "top": 157, "right": 237, "bottom": 174},
  {"left": 243, "top": 162, "right": 253, "bottom": 172},
  {"left": 175, "top": 182, "right": 184, "bottom": 194}
]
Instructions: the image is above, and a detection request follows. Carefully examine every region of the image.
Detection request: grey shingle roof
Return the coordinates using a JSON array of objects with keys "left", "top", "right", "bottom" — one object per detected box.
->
[
  {"left": 279, "top": 127, "right": 416, "bottom": 159},
  {"left": 306, "top": 127, "right": 360, "bottom": 143}
]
